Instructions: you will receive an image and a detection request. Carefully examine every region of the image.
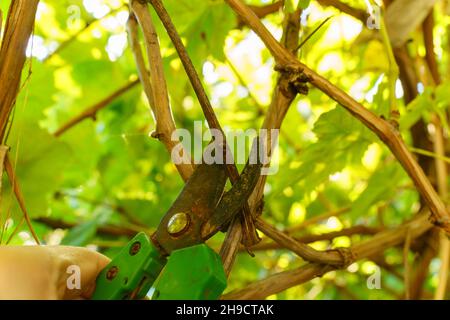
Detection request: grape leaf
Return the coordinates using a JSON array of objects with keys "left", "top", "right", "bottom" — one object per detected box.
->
[{"left": 275, "top": 106, "right": 376, "bottom": 195}]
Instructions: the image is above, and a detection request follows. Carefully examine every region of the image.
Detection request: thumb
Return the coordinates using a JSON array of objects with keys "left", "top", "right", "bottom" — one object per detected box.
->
[{"left": 50, "top": 246, "right": 110, "bottom": 300}]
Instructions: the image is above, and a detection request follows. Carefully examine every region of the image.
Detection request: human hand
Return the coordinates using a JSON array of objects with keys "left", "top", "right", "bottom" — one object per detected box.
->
[{"left": 0, "top": 245, "right": 110, "bottom": 300}]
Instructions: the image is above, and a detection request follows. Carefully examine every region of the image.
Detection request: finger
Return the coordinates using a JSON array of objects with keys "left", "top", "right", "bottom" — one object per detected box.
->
[{"left": 48, "top": 246, "right": 110, "bottom": 300}]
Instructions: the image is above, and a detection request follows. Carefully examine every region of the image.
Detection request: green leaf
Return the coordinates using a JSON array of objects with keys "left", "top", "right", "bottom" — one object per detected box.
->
[
  {"left": 399, "top": 89, "right": 433, "bottom": 130},
  {"left": 164, "top": 0, "right": 211, "bottom": 35},
  {"left": 3, "top": 121, "right": 72, "bottom": 218},
  {"left": 372, "top": 76, "right": 390, "bottom": 117},
  {"left": 434, "top": 81, "right": 450, "bottom": 132},
  {"left": 116, "top": 198, "right": 163, "bottom": 227},
  {"left": 57, "top": 121, "right": 101, "bottom": 187},
  {"left": 436, "top": 81, "right": 450, "bottom": 105},
  {"left": 298, "top": 0, "right": 311, "bottom": 10},
  {"left": 184, "top": 2, "right": 235, "bottom": 68},
  {"left": 17, "top": 61, "right": 57, "bottom": 121},
  {"left": 350, "top": 162, "right": 405, "bottom": 219},
  {"left": 61, "top": 218, "right": 99, "bottom": 246},
  {"left": 273, "top": 106, "right": 376, "bottom": 195}
]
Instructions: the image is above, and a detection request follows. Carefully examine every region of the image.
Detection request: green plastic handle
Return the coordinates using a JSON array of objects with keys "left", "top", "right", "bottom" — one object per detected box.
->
[
  {"left": 92, "top": 232, "right": 166, "bottom": 300},
  {"left": 152, "top": 244, "right": 227, "bottom": 300}
]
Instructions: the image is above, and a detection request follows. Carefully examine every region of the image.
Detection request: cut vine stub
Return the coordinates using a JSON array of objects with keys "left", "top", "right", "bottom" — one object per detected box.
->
[{"left": 274, "top": 64, "right": 311, "bottom": 98}]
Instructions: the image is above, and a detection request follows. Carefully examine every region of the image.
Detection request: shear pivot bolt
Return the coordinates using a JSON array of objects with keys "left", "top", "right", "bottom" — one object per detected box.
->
[
  {"left": 106, "top": 266, "right": 119, "bottom": 280},
  {"left": 167, "top": 212, "right": 190, "bottom": 235},
  {"left": 129, "top": 241, "right": 141, "bottom": 255}
]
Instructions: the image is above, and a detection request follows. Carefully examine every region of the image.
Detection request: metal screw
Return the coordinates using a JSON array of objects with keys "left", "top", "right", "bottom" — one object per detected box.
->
[
  {"left": 129, "top": 241, "right": 141, "bottom": 255},
  {"left": 106, "top": 266, "right": 119, "bottom": 280},
  {"left": 167, "top": 212, "right": 190, "bottom": 235}
]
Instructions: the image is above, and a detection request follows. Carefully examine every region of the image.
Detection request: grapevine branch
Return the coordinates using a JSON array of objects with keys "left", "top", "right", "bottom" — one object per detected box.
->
[
  {"left": 222, "top": 213, "right": 432, "bottom": 299},
  {"left": 316, "top": 0, "right": 368, "bottom": 23},
  {"left": 237, "top": 1, "right": 284, "bottom": 28},
  {"left": 248, "top": 225, "right": 381, "bottom": 252},
  {"left": 421, "top": 10, "right": 450, "bottom": 300},
  {"left": 53, "top": 191, "right": 147, "bottom": 228},
  {"left": 247, "top": 1, "right": 283, "bottom": 19},
  {"left": 247, "top": 7, "right": 302, "bottom": 218},
  {"left": 0, "top": 0, "right": 40, "bottom": 244},
  {"left": 0, "top": 0, "right": 39, "bottom": 141},
  {"left": 403, "top": 227, "right": 412, "bottom": 299},
  {"left": 0, "top": 145, "right": 8, "bottom": 242},
  {"left": 423, "top": 12, "right": 441, "bottom": 85},
  {"left": 126, "top": 12, "right": 155, "bottom": 111},
  {"left": 370, "top": 255, "right": 403, "bottom": 281},
  {"left": 256, "top": 218, "right": 351, "bottom": 266},
  {"left": 34, "top": 217, "right": 145, "bottom": 237},
  {"left": 224, "top": 0, "right": 450, "bottom": 234},
  {"left": 53, "top": 79, "right": 140, "bottom": 137},
  {"left": 392, "top": 7, "right": 437, "bottom": 298},
  {"left": 285, "top": 207, "right": 350, "bottom": 234},
  {"left": 130, "top": 0, "right": 194, "bottom": 181},
  {"left": 4, "top": 154, "right": 40, "bottom": 243},
  {"left": 221, "top": 7, "right": 303, "bottom": 275},
  {"left": 410, "top": 229, "right": 439, "bottom": 299}
]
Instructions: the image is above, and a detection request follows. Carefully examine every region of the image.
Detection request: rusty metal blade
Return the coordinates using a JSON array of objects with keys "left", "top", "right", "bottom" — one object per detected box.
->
[
  {"left": 201, "top": 160, "right": 262, "bottom": 240},
  {"left": 152, "top": 162, "right": 227, "bottom": 254}
]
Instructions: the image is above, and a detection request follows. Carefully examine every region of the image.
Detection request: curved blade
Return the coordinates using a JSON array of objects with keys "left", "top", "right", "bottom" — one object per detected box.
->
[
  {"left": 152, "top": 162, "right": 227, "bottom": 254},
  {"left": 201, "top": 159, "right": 262, "bottom": 240}
]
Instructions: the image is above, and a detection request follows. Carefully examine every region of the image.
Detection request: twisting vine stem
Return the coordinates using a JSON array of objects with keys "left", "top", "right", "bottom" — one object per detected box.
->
[{"left": 223, "top": 213, "right": 432, "bottom": 299}]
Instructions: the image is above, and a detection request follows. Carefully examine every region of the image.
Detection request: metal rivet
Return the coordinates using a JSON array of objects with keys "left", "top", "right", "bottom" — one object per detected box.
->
[
  {"left": 106, "top": 266, "right": 119, "bottom": 280},
  {"left": 167, "top": 212, "right": 190, "bottom": 235},
  {"left": 129, "top": 241, "right": 141, "bottom": 255}
]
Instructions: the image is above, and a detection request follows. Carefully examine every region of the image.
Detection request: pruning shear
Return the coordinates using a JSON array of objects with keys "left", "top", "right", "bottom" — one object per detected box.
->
[{"left": 92, "top": 146, "right": 262, "bottom": 300}]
